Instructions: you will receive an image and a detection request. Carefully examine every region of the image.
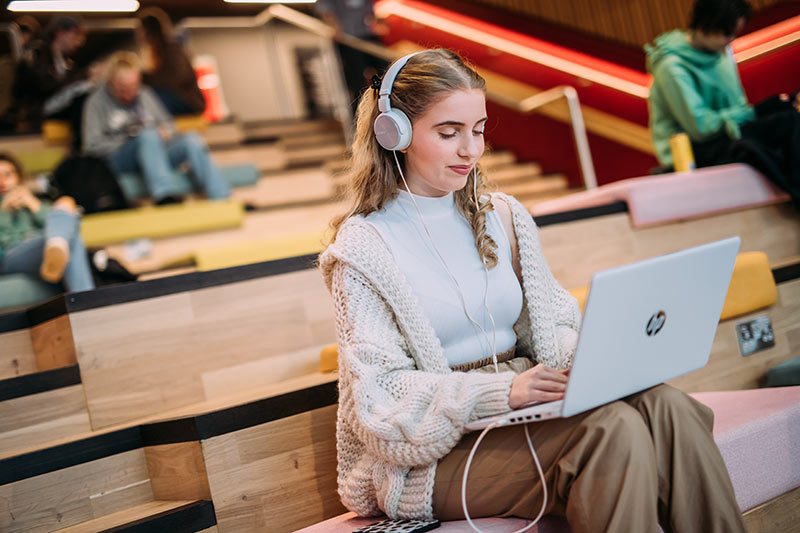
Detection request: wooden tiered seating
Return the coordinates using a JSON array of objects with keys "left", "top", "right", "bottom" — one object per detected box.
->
[
  {"left": 106, "top": 149, "right": 572, "bottom": 276},
  {"left": 1, "top": 238, "right": 797, "bottom": 531}
]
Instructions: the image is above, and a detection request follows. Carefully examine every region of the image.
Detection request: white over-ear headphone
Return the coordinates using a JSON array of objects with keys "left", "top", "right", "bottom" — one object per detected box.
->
[{"left": 374, "top": 52, "right": 421, "bottom": 151}]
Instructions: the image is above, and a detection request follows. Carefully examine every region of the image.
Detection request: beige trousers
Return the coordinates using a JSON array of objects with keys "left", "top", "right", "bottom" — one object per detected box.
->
[{"left": 432, "top": 382, "right": 746, "bottom": 533}]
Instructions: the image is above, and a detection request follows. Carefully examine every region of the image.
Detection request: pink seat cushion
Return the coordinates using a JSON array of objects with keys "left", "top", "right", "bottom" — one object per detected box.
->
[
  {"left": 691, "top": 386, "right": 800, "bottom": 512},
  {"left": 300, "top": 386, "right": 800, "bottom": 532},
  {"left": 532, "top": 164, "right": 789, "bottom": 228}
]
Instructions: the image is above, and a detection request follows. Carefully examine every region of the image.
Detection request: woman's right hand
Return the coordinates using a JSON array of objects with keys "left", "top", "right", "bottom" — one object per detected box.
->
[{"left": 508, "top": 364, "right": 570, "bottom": 409}]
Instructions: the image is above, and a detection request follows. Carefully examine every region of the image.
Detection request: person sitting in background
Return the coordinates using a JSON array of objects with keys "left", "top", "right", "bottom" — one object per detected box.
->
[
  {"left": 82, "top": 51, "right": 229, "bottom": 205},
  {"left": 14, "top": 15, "right": 86, "bottom": 135},
  {"left": 646, "top": 0, "right": 800, "bottom": 203},
  {"left": 137, "top": 12, "right": 206, "bottom": 116},
  {"left": 0, "top": 153, "right": 94, "bottom": 292}
]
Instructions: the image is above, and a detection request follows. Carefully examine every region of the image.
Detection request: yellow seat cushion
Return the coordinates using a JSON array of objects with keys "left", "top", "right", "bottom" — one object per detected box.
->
[
  {"left": 16, "top": 147, "right": 67, "bottom": 175},
  {"left": 570, "top": 285, "right": 589, "bottom": 313},
  {"left": 174, "top": 115, "right": 207, "bottom": 133},
  {"left": 568, "top": 251, "right": 777, "bottom": 321},
  {"left": 194, "top": 232, "right": 326, "bottom": 271},
  {"left": 320, "top": 344, "right": 338, "bottom": 373},
  {"left": 720, "top": 251, "right": 777, "bottom": 320},
  {"left": 81, "top": 200, "right": 244, "bottom": 247},
  {"left": 42, "top": 120, "right": 71, "bottom": 145}
]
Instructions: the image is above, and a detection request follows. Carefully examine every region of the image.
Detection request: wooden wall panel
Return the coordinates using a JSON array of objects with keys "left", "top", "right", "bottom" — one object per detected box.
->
[
  {"left": 670, "top": 279, "right": 800, "bottom": 392},
  {"left": 538, "top": 203, "right": 800, "bottom": 290},
  {"left": 145, "top": 442, "right": 212, "bottom": 501},
  {"left": 466, "top": 0, "right": 785, "bottom": 47},
  {"left": 69, "top": 269, "right": 336, "bottom": 429},
  {"left": 0, "top": 449, "right": 153, "bottom": 533},
  {"left": 0, "top": 385, "right": 91, "bottom": 456},
  {"left": 202, "top": 405, "right": 345, "bottom": 533},
  {"left": 0, "top": 329, "right": 36, "bottom": 380},
  {"left": 31, "top": 315, "right": 78, "bottom": 371},
  {"left": 743, "top": 485, "right": 800, "bottom": 533}
]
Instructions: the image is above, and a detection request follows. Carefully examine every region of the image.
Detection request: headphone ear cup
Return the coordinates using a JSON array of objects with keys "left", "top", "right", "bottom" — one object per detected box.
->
[{"left": 374, "top": 109, "right": 413, "bottom": 151}]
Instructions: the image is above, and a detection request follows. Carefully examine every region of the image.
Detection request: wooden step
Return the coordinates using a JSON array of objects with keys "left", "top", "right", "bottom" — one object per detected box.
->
[
  {"left": 284, "top": 142, "right": 347, "bottom": 167},
  {"left": 242, "top": 118, "right": 342, "bottom": 141},
  {"left": 230, "top": 168, "right": 336, "bottom": 209},
  {"left": 54, "top": 500, "right": 216, "bottom": 533},
  {"left": 1, "top": 439, "right": 155, "bottom": 532},
  {"left": 211, "top": 142, "right": 288, "bottom": 173},
  {"left": 478, "top": 150, "right": 516, "bottom": 169},
  {"left": 202, "top": 120, "right": 246, "bottom": 147},
  {"left": 0, "top": 369, "right": 338, "bottom": 532},
  {"left": 0, "top": 365, "right": 90, "bottom": 456},
  {"left": 486, "top": 161, "right": 543, "bottom": 184},
  {"left": 280, "top": 131, "right": 345, "bottom": 149},
  {"left": 13, "top": 259, "right": 335, "bottom": 430},
  {"left": 497, "top": 174, "right": 569, "bottom": 199}
]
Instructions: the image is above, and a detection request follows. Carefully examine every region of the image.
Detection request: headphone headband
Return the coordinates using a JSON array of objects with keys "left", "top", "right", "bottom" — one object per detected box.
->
[{"left": 377, "top": 52, "right": 421, "bottom": 113}]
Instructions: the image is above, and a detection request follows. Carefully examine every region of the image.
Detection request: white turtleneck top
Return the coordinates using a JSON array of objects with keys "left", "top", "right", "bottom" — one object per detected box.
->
[{"left": 365, "top": 190, "right": 523, "bottom": 367}]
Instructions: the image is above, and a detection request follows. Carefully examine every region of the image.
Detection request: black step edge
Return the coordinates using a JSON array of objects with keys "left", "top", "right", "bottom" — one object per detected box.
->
[
  {"left": 0, "top": 364, "right": 81, "bottom": 402},
  {"left": 102, "top": 500, "right": 216, "bottom": 533},
  {"left": 533, "top": 200, "right": 629, "bottom": 227},
  {"left": 773, "top": 262, "right": 800, "bottom": 284},
  {"left": 0, "top": 426, "right": 143, "bottom": 485}
]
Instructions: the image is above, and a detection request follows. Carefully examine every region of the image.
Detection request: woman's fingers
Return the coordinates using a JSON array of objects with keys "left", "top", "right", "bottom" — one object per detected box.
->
[
  {"left": 535, "top": 379, "right": 567, "bottom": 391},
  {"left": 532, "top": 391, "right": 564, "bottom": 402}
]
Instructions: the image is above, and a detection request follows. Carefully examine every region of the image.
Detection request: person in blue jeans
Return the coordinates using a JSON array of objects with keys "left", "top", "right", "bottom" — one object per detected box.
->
[
  {"left": 82, "top": 51, "right": 229, "bottom": 205},
  {"left": 0, "top": 153, "right": 94, "bottom": 292}
]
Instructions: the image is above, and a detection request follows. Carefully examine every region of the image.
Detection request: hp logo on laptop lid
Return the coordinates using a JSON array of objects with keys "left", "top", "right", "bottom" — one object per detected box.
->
[{"left": 646, "top": 311, "right": 667, "bottom": 336}]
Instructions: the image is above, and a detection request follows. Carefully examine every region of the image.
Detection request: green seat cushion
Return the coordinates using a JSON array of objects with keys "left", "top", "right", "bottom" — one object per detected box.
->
[
  {"left": 117, "top": 163, "right": 259, "bottom": 200},
  {"left": 766, "top": 356, "right": 800, "bottom": 387},
  {"left": 0, "top": 274, "right": 62, "bottom": 311}
]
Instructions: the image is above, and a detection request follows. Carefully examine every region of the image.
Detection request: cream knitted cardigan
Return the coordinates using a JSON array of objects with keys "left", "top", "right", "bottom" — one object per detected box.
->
[{"left": 319, "top": 193, "right": 581, "bottom": 520}]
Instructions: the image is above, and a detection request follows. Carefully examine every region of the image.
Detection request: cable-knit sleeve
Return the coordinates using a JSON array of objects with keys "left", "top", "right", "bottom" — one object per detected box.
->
[
  {"left": 329, "top": 260, "right": 515, "bottom": 468},
  {"left": 501, "top": 194, "right": 581, "bottom": 368}
]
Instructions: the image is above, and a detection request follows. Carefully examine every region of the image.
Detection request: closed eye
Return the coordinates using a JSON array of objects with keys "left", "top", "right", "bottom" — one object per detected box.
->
[{"left": 438, "top": 131, "right": 457, "bottom": 139}]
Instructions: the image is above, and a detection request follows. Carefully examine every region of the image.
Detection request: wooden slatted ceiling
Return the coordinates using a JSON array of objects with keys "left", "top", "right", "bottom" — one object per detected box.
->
[{"left": 464, "top": 0, "right": 785, "bottom": 48}]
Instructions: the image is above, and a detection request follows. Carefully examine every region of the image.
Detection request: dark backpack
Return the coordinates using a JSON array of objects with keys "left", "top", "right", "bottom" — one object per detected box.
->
[{"left": 51, "top": 155, "right": 130, "bottom": 214}]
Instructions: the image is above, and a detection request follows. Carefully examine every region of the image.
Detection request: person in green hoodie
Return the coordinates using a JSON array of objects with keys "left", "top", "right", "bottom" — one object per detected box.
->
[
  {"left": 0, "top": 152, "right": 94, "bottom": 292},
  {"left": 646, "top": 0, "right": 800, "bottom": 202}
]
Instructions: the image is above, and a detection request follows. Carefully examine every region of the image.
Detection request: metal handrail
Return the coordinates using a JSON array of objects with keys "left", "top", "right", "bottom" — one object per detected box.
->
[
  {"left": 179, "top": 5, "right": 598, "bottom": 189},
  {"left": 513, "top": 85, "right": 596, "bottom": 189}
]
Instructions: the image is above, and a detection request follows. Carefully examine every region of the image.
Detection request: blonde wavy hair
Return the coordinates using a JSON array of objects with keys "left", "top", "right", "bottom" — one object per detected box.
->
[{"left": 329, "top": 48, "right": 499, "bottom": 268}]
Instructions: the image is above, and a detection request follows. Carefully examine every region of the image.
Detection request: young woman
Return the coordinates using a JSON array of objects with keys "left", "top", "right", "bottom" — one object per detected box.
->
[
  {"left": 319, "top": 49, "right": 745, "bottom": 532},
  {"left": 0, "top": 152, "right": 94, "bottom": 292}
]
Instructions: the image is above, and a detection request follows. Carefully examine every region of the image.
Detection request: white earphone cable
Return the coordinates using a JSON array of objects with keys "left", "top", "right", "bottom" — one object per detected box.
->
[
  {"left": 392, "top": 151, "right": 496, "bottom": 361},
  {"left": 390, "top": 150, "right": 547, "bottom": 530}
]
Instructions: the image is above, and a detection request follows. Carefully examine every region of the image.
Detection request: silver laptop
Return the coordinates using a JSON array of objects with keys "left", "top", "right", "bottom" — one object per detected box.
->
[{"left": 466, "top": 236, "right": 740, "bottom": 431}]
